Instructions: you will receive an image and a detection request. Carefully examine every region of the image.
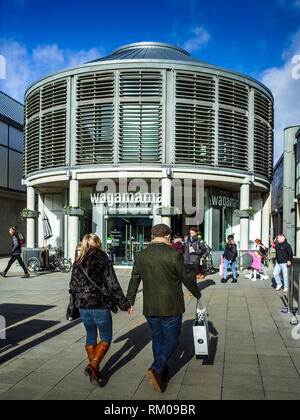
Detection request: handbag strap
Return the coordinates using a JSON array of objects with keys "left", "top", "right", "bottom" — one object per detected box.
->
[{"left": 79, "top": 264, "right": 107, "bottom": 293}]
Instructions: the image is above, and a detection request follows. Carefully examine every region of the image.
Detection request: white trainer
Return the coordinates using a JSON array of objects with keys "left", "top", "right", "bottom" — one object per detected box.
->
[
  {"left": 283, "top": 288, "right": 288, "bottom": 293},
  {"left": 276, "top": 284, "right": 282, "bottom": 291}
]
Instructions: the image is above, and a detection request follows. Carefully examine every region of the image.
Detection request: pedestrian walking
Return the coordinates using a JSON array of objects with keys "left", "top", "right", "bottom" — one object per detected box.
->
[
  {"left": 171, "top": 233, "right": 184, "bottom": 254},
  {"left": 273, "top": 234, "right": 293, "bottom": 292},
  {"left": 0, "top": 226, "right": 30, "bottom": 278},
  {"left": 69, "top": 233, "right": 132, "bottom": 385},
  {"left": 183, "top": 227, "right": 206, "bottom": 293},
  {"left": 221, "top": 235, "right": 238, "bottom": 283},
  {"left": 255, "top": 239, "right": 269, "bottom": 279},
  {"left": 126, "top": 224, "right": 201, "bottom": 393}
]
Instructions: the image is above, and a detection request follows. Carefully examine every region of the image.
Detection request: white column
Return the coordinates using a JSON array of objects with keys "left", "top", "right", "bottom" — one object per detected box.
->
[
  {"left": 262, "top": 192, "right": 270, "bottom": 248},
  {"left": 26, "top": 186, "right": 36, "bottom": 248},
  {"left": 240, "top": 182, "right": 250, "bottom": 251},
  {"left": 38, "top": 193, "right": 44, "bottom": 248},
  {"left": 161, "top": 177, "right": 172, "bottom": 227},
  {"left": 68, "top": 179, "right": 79, "bottom": 262}
]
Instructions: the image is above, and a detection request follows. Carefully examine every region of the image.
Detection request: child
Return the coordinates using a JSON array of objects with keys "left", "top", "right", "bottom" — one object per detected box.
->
[{"left": 246, "top": 250, "right": 266, "bottom": 281}]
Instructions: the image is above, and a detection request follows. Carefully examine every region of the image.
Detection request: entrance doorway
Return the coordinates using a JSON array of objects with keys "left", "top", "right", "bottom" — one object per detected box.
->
[{"left": 105, "top": 217, "right": 152, "bottom": 265}]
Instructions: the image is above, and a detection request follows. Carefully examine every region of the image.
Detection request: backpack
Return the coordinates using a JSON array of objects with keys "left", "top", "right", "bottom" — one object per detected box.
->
[{"left": 18, "top": 233, "right": 25, "bottom": 246}]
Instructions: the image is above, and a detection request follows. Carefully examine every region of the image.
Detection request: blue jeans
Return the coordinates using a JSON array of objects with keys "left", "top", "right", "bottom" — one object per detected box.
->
[
  {"left": 224, "top": 259, "right": 236, "bottom": 280},
  {"left": 273, "top": 263, "right": 289, "bottom": 290},
  {"left": 79, "top": 308, "right": 112, "bottom": 346},
  {"left": 146, "top": 314, "right": 182, "bottom": 375}
]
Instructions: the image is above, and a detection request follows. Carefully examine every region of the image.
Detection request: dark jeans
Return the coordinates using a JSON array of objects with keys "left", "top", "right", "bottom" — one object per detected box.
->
[
  {"left": 79, "top": 308, "right": 112, "bottom": 346},
  {"left": 146, "top": 314, "right": 182, "bottom": 375},
  {"left": 5, "top": 255, "right": 28, "bottom": 275}
]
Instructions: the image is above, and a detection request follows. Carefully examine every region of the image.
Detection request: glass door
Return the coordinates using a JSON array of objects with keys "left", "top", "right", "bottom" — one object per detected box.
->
[{"left": 105, "top": 217, "right": 152, "bottom": 265}]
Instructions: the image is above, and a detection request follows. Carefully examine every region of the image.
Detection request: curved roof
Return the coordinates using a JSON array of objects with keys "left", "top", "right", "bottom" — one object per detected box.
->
[{"left": 89, "top": 42, "right": 211, "bottom": 65}]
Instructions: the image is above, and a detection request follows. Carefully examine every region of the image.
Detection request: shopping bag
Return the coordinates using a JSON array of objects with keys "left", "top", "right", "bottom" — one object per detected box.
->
[
  {"left": 193, "top": 299, "right": 210, "bottom": 357},
  {"left": 219, "top": 256, "right": 224, "bottom": 276}
]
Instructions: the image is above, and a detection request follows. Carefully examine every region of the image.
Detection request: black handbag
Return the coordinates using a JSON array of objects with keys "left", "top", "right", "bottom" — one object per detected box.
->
[
  {"left": 66, "top": 289, "right": 81, "bottom": 321},
  {"left": 79, "top": 263, "right": 118, "bottom": 313}
]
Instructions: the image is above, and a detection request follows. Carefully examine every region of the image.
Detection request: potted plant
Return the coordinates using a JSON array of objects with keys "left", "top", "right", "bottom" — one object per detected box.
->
[
  {"left": 21, "top": 208, "right": 39, "bottom": 218},
  {"left": 156, "top": 206, "right": 181, "bottom": 216},
  {"left": 64, "top": 205, "right": 85, "bottom": 216},
  {"left": 234, "top": 207, "right": 255, "bottom": 219}
]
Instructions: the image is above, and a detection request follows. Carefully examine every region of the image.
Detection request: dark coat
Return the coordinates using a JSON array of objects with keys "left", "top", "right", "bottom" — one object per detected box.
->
[
  {"left": 275, "top": 240, "right": 293, "bottom": 264},
  {"left": 223, "top": 243, "right": 238, "bottom": 262},
  {"left": 127, "top": 242, "right": 201, "bottom": 317},
  {"left": 183, "top": 235, "right": 206, "bottom": 265},
  {"left": 70, "top": 247, "right": 131, "bottom": 311},
  {"left": 11, "top": 233, "right": 21, "bottom": 256}
]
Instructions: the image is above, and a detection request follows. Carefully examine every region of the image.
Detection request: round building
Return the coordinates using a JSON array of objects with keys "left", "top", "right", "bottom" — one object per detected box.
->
[{"left": 23, "top": 42, "right": 274, "bottom": 264}]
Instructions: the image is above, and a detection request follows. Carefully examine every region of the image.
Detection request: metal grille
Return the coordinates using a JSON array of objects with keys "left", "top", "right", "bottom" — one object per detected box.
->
[
  {"left": 41, "top": 80, "right": 67, "bottom": 110},
  {"left": 219, "top": 78, "right": 248, "bottom": 110},
  {"left": 120, "top": 71, "right": 162, "bottom": 97},
  {"left": 26, "top": 89, "right": 40, "bottom": 119},
  {"left": 218, "top": 109, "right": 248, "bottom": 169},
  {"left": 119, "top": 103, "right": 162, "bottom": 162},
  {"left": 175, "top": 103, "right": 214, "bottom": 165},
  {"left": 24, "top": 117, "right": 40, "bottom": 176},
  {"left": 76, "top": 104, "right": 114, "bottom": 164},
  {"left": 77, "top": 72, "right": 114, "bottom": 101},
  {"left": 254, "top": 118, "right": 273, "bottom": 178},
  {"left": 254, "top": 90, "right": 272, "bottom": 123},
  {"left": 40, "top": 110, "right": 66, "bottom": 169},
  {"left": 175, "top": 72, "right": 215, "bottom": 101}
]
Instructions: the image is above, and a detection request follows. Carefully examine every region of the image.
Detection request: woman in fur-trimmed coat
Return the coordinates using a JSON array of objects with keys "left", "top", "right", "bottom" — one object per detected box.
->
[{"left": 70, "top": 233, "right": 132, "bottom": 384}]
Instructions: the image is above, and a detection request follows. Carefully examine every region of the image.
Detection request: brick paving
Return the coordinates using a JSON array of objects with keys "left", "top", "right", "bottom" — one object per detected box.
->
[{"left": 0, "top": 261, "right": 300, "bottom": 400}]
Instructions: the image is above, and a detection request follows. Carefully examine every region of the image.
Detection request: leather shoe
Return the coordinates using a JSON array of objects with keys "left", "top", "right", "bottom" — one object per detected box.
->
[{"left": 146, "top": 368, "right": 164, "bottom": 392}]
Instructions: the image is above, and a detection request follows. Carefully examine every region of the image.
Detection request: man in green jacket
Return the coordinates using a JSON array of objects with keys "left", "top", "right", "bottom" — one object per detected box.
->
[{"left": 127, "top": 224, "right": 201, "bottom": 392}]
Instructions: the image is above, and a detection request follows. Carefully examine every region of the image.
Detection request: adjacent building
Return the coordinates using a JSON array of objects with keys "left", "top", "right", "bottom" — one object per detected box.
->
[
  {"left": 23, "top": 42, "right": 274, "bottom": 264},
  {"left": 0, "top": 91, "right": 26, "bottom": 255},
  {"left": 272, "top": 125, "right": 300, "bottom": 257}
]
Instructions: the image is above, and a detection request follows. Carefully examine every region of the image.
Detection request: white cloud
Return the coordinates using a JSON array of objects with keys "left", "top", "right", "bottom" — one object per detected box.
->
[
  {"left": 0, "top": 39, "right": 104, "bottom": 103},
  {"left": 260, "top": 29, "right": 300, "bottom": 163},
  {"left": 182, "top": 26, "right": 211, "bottom": 53}
]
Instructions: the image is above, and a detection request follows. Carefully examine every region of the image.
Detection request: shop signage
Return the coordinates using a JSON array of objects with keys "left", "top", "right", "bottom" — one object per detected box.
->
[
  {"left": 210, "top": 191, "right": 239, "bottom": 209},
  {"left": 91, "top": 192, "right": 161, "bottom": 206}
]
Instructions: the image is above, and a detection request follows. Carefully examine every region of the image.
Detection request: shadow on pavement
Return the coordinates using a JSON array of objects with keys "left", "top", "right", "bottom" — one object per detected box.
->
[
  {"left": 0, "top": 303, "right": 82, "bottom": 364},
  {"left": 100, "top": 316, "right": 219, "bottom": 387},
  {"left": 99, "top": 322, "right": 152, "bottom": 387},
  {"left": 197, "top": 279, "right": 216, "bottom": 291},
  {"left": 0, "top": 303, "right": 56, "bottom": 328}
]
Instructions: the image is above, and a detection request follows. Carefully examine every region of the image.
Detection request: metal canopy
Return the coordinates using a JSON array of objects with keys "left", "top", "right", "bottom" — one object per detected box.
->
[{"left": 89, "top": 42, "right": 212, "bottom": 66}]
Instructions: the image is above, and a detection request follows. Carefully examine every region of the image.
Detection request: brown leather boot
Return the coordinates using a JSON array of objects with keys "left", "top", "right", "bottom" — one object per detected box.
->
[
  {"left": 86, "top": 341, "right": 110, "bottom": 384},
  {"left": 85, "top": 345, "right": 97, "bottom": 376}
]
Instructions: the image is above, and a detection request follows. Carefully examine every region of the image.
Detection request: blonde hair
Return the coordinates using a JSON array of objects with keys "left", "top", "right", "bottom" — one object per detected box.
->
[{"left": 76, "top": 233, "right": 103, "bottom": 263}]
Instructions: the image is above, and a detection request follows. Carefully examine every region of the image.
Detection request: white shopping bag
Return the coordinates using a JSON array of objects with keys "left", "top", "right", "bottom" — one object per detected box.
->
[
  {"left": 219, "top": 256, "right": 224, "bottom": 276},
  {"left": 193, "top": 299, "right": 210, "bottom": 357}
]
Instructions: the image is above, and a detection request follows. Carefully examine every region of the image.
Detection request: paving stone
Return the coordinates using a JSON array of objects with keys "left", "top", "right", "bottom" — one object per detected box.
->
[
  {"left": 265, "top": 391, "right": 300, "bottom": 400},
  {"left": 42, "top": 389, "right": 90, "bottom": 400},
  {"left": 223, "top": 375, "right": 263, "bottom": 391},
  {"left": 0, "top": 385, "right": 50, "bottom": 400},
  {"left": 262, "top": 376, "right": 300, "bottom": 393},
  {"left": 177, "top": 384, "right": 221, "bottom": 400},
  {"left": 222, "top": 388, "right": 265, "bottom": 400}
]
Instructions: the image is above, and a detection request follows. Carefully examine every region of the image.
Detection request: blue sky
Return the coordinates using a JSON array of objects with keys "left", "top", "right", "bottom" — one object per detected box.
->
[{"left": 1, "top": 0, "right": 300, "bottom": 161}]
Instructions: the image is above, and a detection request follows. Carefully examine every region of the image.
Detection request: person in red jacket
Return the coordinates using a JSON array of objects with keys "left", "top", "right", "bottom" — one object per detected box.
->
[{"left": 171, "top": 234, "right": 184, "bottom": 254}]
